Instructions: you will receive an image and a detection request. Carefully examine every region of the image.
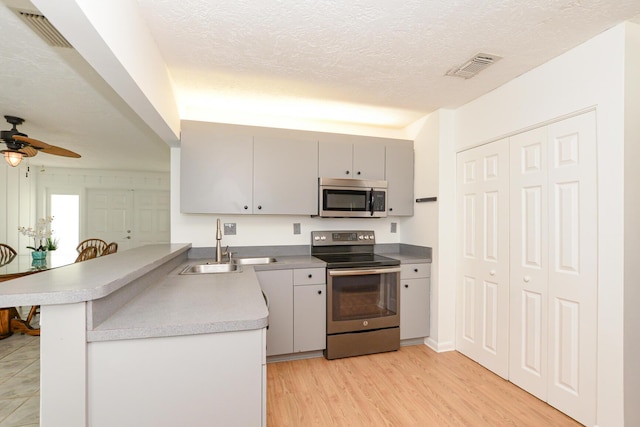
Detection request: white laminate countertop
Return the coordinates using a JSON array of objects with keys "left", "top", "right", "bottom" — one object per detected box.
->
[{"left": 0, "top": 243, "right": 191, "bottom": 307}]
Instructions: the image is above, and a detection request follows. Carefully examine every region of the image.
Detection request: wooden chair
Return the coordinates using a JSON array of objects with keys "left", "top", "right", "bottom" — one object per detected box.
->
[
  {"left": 102, "top": 242, "right": 118, "bottom": 256},
  {"left": 75, "top": 246, "right": 98, "bottom": 263},
  {"left": 0, "top": 244, "right": 17, "bottom": 267},
  {"left": 76, "top": 238, "right": 107, "bottom": 256}
]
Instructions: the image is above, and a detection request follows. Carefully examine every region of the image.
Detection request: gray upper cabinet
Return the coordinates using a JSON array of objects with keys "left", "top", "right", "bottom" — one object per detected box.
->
[
  {"left": 385, "top": 144, "right": 414, "bottom": 216},
  {"left": 253, "top": 137, "right": 318, "bottom": 215},
  {"left": 319, "top": 141, "right": 385, "bottom": 180},
  {"left": 180, "top": 121, "right": 253, "bottom": 214}
]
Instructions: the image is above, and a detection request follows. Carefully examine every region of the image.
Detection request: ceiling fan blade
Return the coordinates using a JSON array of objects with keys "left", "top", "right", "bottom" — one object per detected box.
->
[
  {"left": 40, "top": 145, "right": 81, "bottom": 158},
  {"left": 20, "top": 146, "right": 38, "bottom": 157},
  {"left": 13, "top": 135, "right": 51, "bottom": 149}
]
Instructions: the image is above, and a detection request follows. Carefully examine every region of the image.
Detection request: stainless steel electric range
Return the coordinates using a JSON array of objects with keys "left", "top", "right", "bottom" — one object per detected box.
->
[{"left": 311, "top": 230, "right": 401, "bottom": 360}]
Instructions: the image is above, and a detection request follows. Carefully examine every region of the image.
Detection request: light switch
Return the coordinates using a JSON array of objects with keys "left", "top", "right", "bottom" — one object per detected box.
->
[{"left": 224, "top": 223, "right": 236, "bottom": 235}]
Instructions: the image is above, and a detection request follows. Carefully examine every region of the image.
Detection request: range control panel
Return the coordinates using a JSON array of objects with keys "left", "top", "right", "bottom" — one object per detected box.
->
[{"left": 311, "top": 230, "right": 376, "bottom": 246}]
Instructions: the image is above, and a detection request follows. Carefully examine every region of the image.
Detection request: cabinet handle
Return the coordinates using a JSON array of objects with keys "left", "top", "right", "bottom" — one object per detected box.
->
[
  {"left": 317, "top": 290, "right": 322, "bottom": 295},
  {"left": 357, "top": 171, "right": 361, "bottom": 175},
  {"left": 243, "top": 205, "right": 248, "bottom": 210},
  {"left": 308, "top": 274, "right": 312, "bottom": 278},
  {"left": 404, "top": 284, "right": 409, "bottom": 288},
  {"left": 389, "top": 207, "right": 393, "bottom": 211},
  {"left": 257, "top": 205, "right": 262, "bottom": 210},
  {"left": 490, "top": 270, "right": 496, "bottom": 276},
  {"left": 345, "top": 170, "right": 350, "bottom": 175},
  {"left": 524, "top": 276, "right": 531, "bottom": 283},
  {"left": 414, "top": 268, "right": 418, "bottom": 273}
]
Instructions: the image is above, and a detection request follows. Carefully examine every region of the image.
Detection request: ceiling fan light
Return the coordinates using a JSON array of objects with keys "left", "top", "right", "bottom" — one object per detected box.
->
[{"left": 4, "top": 151, "right": 23, "bottom": 167}]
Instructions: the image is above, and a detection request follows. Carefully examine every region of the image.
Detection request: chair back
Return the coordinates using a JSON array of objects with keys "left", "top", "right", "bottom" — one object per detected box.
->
[
  {"left": 76, "top": 238, "right": 107, "bottom": 256},
  {"left": 102, "top": 242, "right": 118, "bottom": 256},
  {"left": 0, "top": 244, "right": 17, "bottom": 267},
  {"left": 75, "top": 246, "right": 98, "bottom": 263}
]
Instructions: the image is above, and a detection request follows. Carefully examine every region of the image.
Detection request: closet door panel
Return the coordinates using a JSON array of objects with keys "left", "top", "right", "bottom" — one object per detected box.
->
[
  {"left": 509, "top": 126, "right": 549, "bottom": 400},
  {"left": 546, "top": 112, "right": 597, "bottom": 427},
  {"left": 456, "top": 138, "right": 509, "bottom": 379}
]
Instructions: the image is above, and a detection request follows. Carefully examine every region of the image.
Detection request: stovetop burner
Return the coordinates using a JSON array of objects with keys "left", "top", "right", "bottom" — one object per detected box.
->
[{"left": 311, "top": 230, "right": 400, "bottom": 268}]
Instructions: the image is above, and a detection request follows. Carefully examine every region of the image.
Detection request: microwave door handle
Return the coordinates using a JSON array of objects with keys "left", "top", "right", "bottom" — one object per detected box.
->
[{"left": 370, "top": 188, "right": 374, "bottom": 216}]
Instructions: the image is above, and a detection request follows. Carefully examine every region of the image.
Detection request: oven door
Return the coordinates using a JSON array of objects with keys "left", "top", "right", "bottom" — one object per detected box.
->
[{"left": 327, "top": 267, "right": 400, "bottom": 334}]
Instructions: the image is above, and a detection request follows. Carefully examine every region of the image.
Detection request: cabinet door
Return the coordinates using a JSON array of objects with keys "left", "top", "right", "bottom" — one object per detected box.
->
[
  {"left": 400, "top": 278, "right": 430, "bottom": 340},
  {"left": 253, "top": 137, "right": 318, "bottom": 214},
  {"left": 293, "top": 284, "right": 326, "bottom": 352},
  {"left": 318, "top": 141, "right": 353, "bottom": 178},
  {"left": 456, "top": 137, "right": 510, "bottom": 379},
  {"left": 257, "top": 270, "right": 293, "bottom": 356},
  {"left": 386, "top": 145, "right": 414, "bottom": 216},
  {"left": 353, "top": 142, "right": 385, "bottom": 180},
  {"left": 180, "top": 122, "right": 253, "bottom": 214}
]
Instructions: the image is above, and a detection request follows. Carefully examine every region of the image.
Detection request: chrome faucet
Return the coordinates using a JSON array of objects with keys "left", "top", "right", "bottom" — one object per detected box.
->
[{"left": 215, "top": 218, "right": 228, "bottom": 263}]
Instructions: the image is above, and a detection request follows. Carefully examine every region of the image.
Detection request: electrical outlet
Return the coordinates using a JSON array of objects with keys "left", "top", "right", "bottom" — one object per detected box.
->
[
  {"left": 224, "top": 223, "right": 236, "bottom": 235},
  {"left": 390, "top": 222, "right": 397, "bottom": 233},
  {"left": 293, "top": 223, "right": 301, "bottom": 235}
]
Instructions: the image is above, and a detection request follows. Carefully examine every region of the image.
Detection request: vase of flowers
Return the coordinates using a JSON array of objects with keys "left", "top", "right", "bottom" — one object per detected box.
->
[{"left": 18, "top": 216, "right": 58, "bottom": 259}]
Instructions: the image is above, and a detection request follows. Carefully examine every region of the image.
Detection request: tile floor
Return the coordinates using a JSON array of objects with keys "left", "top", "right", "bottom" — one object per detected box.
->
[{"left": 0, "top": 332, "right": 40, "bottom": 427}]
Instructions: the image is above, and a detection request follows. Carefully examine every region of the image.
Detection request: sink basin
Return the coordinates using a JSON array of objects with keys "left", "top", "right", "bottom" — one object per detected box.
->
[
  {"left": 233, "top": 257, "right": 277, "bottom": 265},
  {"left": 180, "top": 263, "right": 239, "bottom": 274}
]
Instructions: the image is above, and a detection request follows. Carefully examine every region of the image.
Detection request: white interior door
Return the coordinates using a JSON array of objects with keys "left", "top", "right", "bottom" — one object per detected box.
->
[
  {"left": 546, "top": 112, "right": 597, "bottom": 425},
  {"left": 456, "top": 138, "right": 510, "bottom": 378},
  {"left": 87, "top": 189, "right": 170, "bottom": 250},
  {"left": 509, "top": 126, "right": 550, "bottom": 400},
  {"left": 134, "top": 190, "right": 170, "bottom": 245},
  {"left": 509, "top": 112, "right": 597, "bottom": 426},
  {"left": 87, "top": 189, "right": 133, "bottom": 250}
]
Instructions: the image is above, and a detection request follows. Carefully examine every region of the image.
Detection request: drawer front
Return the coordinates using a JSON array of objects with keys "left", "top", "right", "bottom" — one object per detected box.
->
[
  {"left": 293, "top": 268, "right": 325, "bottom": 286},
  {"left": 400, "top": 263, "right": 430, "bottom": 279}
]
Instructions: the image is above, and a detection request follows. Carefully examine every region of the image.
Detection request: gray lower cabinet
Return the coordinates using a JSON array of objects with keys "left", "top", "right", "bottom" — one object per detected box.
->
[
  {"left": 258, "top": 267, "right": 326, "bottom": 356},
  {"left": 386, "top": 144, "right": 415, "bottom": 216},
  {"left": 400, "top": 263, "right": 431, "bottom": 340},
  {"left": 293, "top": 268, "right": 326, "bottom": 353},
  {"left": 257, "top": 270, "right": 294, "bottom": 356}
]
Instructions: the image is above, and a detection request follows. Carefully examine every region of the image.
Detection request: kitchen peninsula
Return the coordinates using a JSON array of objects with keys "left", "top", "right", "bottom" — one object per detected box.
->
[{"left": 0, "top": 244, "right": 272, "bottom": 427}]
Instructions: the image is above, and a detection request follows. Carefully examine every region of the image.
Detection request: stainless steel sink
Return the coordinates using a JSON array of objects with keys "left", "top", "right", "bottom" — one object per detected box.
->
[
  {"left": 233, "top": 257, "right": 277, "bottom": 265},
  {"left": 180, "top": 263, "right": 239, "bottom": 274}
]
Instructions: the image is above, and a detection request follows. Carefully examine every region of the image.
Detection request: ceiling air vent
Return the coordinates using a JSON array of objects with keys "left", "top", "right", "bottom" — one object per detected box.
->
[
  {"left": 13, "top": 9, "right": 72, "bottom": 48},
  {"left": 446, "top": 53, "right": 502, "bottom": 79}
]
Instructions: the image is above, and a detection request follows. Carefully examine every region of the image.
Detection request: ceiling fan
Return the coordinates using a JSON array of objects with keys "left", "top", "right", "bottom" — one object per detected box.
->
[{"left": 0, "top": 115, "right": 81, "bottom": 167}]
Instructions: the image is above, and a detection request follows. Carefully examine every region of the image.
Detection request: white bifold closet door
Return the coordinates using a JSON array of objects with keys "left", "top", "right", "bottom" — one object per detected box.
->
[
  {"left": 456, "top": 138, "right": 510, "bottom": 379},
  {"left": 509, "top": 111, "right": 597, "bottom": 426}
]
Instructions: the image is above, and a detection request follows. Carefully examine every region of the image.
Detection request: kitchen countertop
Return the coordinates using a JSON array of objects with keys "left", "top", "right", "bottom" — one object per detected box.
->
[{"left": 1, "top": 245, "right": 430, "bottom": 343}]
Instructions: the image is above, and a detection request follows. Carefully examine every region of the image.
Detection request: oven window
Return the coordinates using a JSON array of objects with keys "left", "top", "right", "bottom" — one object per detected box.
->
[
  {"left": 324, "top": 189, "right": 367, "bottom": 211},
  {"left": 331, "top": 272, "right": 398, "bottom": 321}
]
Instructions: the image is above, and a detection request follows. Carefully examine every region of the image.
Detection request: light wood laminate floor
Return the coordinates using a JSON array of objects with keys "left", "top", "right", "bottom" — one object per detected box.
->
[{"left": 267, "top": 345, "right": 582, "bottom": 426}]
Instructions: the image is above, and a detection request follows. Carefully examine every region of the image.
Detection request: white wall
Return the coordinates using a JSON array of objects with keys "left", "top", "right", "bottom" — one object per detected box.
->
[
  {"left": 0, "top": 162, "right": 36, "bottom": 254},
  {"left": 403, "top": 110, "right": 456, "bottom": 352},
  {"left": 170, "top": 147, "right": 404, "bottom": 248},
  {"left": 449, "top": 23, "right": 633, "bottom": 426}
]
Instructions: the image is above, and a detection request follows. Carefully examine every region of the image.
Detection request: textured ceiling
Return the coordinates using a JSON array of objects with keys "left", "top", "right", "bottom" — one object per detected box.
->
[
  {"left": 136, "top": 0, "right": 640, "bottom": 128},
  {"left": 1, "top": 0, "right": 640, "bottom": 171}
]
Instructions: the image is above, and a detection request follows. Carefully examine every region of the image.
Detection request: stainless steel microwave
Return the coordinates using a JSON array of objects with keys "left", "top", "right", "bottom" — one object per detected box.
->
[{"left": 318, "top": 177, "right": 387, "bottom": 218}]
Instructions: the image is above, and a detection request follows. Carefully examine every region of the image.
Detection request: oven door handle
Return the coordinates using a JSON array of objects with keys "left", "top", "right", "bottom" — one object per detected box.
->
[{"left": 329, "top": 267, "right": 401, "bottom": 276}]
